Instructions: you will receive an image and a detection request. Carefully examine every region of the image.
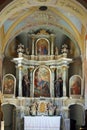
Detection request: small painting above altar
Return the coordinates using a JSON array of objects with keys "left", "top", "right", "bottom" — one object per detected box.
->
[
  {"left": 34, "top": 66, "right": 50, "bottom": 97},
  {"left": 36, "top": 38, "right": 49, "bottom": 55},
  {"left": 69, "top": 75, "right": 82, "bottom": 98},
  {"left": 2, "top": 74, "right": 16, "bottom": 98}
]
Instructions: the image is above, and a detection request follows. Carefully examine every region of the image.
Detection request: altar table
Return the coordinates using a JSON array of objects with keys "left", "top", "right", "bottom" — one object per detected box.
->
[{"left": 24, "top": 116, "right": 61, "bottom": 130}]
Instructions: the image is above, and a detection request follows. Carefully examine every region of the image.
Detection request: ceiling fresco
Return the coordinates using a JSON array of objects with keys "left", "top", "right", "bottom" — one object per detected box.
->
[{"left": 0, "top": 0, "right": 87, "bottom": 58}]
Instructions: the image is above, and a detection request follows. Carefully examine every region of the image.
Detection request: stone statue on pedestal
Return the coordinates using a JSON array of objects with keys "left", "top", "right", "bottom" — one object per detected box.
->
[
  {"left": 22, "top": 74, "right": 30, "bottom": 97},
  {"left": 54, "top": 77, "right": 63, "bottom": 97}
]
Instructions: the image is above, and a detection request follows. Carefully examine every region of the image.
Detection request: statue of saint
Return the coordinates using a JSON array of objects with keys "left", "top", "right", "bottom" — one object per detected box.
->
[
  {"left": 22, "top": 74, "right": 30, "bottom": 97},
  {"left": 54, "top": 77, "right": 63, "bottom": 97}
]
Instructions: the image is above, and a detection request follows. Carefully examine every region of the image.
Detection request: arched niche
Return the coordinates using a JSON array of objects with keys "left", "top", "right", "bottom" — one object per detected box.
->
[
  {"left": 2, "top": 104, "right": 16, "bottom": 130},
  {"left": 69, "top": 104, "right": 85, "bottom": 130}
]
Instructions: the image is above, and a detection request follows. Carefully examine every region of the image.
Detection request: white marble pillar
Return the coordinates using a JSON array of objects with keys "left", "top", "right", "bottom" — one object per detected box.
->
[
  {"left": 31, "top": 34, "right": 35, "bottom": 55},
  {"left": 17, "top": 65, "right": 23, "bottom": 97},
  {"left": 62, "top": 65, "right": 68, "bottom": 97},
  {"left": 29, "top": 66, "right": 34, "bottom": 97},
  {"left": 50, "top": 34, "right": 55, "bottom": 55},
  {"left": 50, "top": 66, "right": 55, "bottom": 97}
]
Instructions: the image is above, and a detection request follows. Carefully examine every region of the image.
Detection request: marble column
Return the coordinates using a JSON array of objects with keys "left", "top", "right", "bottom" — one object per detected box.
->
[
  {"left": 31, "top": 34, "right": 35, "bottom": 55},
  {"left": 29, "top": 66, "right": 34, "bottom": 97},
  {"left": 62, "top": 65, "right": 68, "bottom": 97},
  {"left": 17, "top": 64, "right": 23, "bottom": 97},
  {"left": 50, "top": 34, "right": 55, "bottom": 55},
  {"left": 50, "top": 66, "right": 55, "bottom": 97}
]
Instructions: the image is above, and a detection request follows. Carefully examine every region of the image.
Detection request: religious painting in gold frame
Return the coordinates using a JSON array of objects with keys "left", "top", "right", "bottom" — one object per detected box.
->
[
  {"left": 2, "top": 74, "right": 16, "bottom": 98},
  {"left": 69, "top": 75, "right": 82, "bottom": 98},
  {"left": 36, "top": 38, "right": 50, "bottom": 55},
  {"left": 34, "top": 66, "right": 50, "bottom": 97}
]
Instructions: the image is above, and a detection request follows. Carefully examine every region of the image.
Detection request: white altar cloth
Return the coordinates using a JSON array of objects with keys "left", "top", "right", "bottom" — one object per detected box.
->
[{"left": 24, "top": 116, "right": 61, "bottom": 130}]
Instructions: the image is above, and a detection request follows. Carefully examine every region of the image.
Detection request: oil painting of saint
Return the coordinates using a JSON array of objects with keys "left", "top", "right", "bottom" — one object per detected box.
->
[
  {"left": 37, "top": 39, "right": 48, "bottom": 55},
  {"left": 3, "top": 74, "right": 16, "bottom": 96},
  {"left": 34, "top": 67, "right": 50, "bottom": 97},
  {"left": 70, "top": 75, "right": 81, "bottom": 96}
]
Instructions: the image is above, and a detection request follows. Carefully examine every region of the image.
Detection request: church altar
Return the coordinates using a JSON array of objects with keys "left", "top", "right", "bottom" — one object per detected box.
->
[
  {"left": 1, "top": 29, "right": 84, "bottom": 130},
  {"left": 24, "top": 116, "right": 61, "bottom": 130}
]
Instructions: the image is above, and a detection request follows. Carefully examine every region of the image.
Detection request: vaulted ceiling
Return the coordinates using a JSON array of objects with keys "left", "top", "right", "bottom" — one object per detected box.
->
[{"left": 0, "top": 0, "right": 87, "bottom": 58}]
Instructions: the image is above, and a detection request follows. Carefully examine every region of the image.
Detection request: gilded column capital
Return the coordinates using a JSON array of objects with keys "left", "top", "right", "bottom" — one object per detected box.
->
[
  {"left": 29, "top": 66, "right": 34, "bottom": 72},
  {"left": 17, "top": 65, "right": 23, "bottom": 70},
  {"left": 50, "top": 66, "right": 56, "bottom": 72},
  {"left": 62, "top": 65, "right": 68, "bottom": 70}
]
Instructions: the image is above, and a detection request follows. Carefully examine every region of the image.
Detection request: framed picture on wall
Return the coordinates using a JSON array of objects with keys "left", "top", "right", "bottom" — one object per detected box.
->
[
  {"left": 36, "top": 38, "right": 49, "bottom": 55},
  {"left": 69, "top": 75, "right": 82, "bottom": 98},
  {"left": 2, "top": 74, "right": 16, "bottom": 98},
  {"left": 34, "top": 66, "right": 50, "bottom": 97}
]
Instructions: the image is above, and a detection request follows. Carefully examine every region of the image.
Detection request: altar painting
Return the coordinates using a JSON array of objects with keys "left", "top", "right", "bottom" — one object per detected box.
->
[
  {"left": 69, "top": 75, "right": 81, "bottom": 97},
  {"left": 37, "top": 38, "right": 48, "bottom": 55},
  {"left": 2, "top": 74, "right": 16, "bottom": 97},
  {"left": 34, "top": 67, "right": 50, "bottom": 97}
]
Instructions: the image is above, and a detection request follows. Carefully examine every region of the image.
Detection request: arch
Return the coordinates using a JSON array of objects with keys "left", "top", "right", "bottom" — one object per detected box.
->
[
  {"left": 2, "top": 104, "right": 16, "bottom": 130},
  {"left": 0, "top": 0, "right": 86, "bottom": 27},
  {"left": 69, "top": 104, "right": 85, "bottom": 130},
  {"left": 0, "top": 3, "right": 86, "bottom": 55}
]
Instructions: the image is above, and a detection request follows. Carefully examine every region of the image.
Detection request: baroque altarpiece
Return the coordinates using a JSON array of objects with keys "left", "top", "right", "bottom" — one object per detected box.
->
[{"left": 1, "top": 30, "right": 84, "bottom": 130}]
